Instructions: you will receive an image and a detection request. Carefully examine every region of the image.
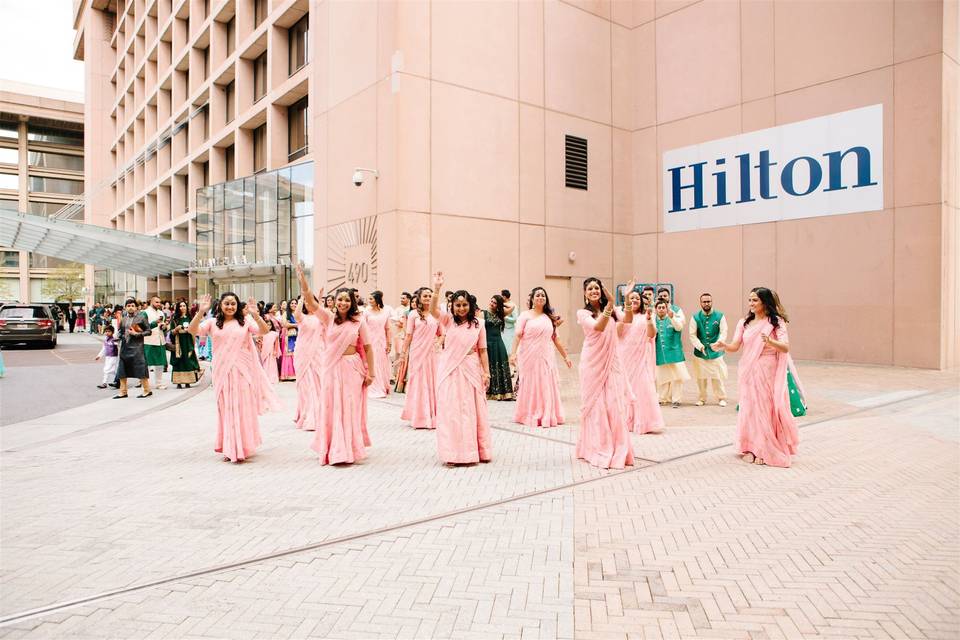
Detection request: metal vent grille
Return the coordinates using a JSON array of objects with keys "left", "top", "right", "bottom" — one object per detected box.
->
[{"left": 565, "top": 135, "right": 588, "bottom": 190}]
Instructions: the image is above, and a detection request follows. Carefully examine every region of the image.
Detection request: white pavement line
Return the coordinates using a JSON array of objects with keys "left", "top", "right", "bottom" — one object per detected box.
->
[{"left": 0, "top": 387, "right": 944, "bottom": 628}]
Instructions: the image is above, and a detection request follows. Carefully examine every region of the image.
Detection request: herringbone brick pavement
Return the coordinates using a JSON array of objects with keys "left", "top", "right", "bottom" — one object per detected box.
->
[{"left": 0, "top": 363, "right": 956, "bottom": 639}]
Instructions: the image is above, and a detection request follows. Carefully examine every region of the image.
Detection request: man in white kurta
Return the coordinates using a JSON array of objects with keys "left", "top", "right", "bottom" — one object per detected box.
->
[
  {"left": 143, "top": 296, "right": 168, "bottom": 390},
  {"left": 688, "top": 293, "right": 729, "bottom": 407}
]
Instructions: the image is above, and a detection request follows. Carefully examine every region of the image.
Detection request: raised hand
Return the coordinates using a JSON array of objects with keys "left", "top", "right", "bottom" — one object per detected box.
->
[
  {"left": 432, "top": 271, "right": 444, "bottom": 290},
  {"left": 197, "top": 294, "right": 212, "bottom": 315},
  {"left": 246, "top": 297, "right": 258, "bottom": 314},
  {"left": 295, "top": 263, "right": 305, "bottom": 279}
]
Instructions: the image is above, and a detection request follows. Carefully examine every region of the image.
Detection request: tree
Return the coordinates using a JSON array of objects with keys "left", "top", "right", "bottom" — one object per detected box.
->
[{"left": 41, "top": 262, "right": 84, "bottom": 303}]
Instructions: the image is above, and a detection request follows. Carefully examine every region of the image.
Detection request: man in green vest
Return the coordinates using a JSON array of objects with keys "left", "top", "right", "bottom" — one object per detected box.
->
[
  {"left": 688, "top": 293, "right": 728, "bottom": 406},
  {"left": 654, "top": 298, "right": 690, "bottom": 408}
]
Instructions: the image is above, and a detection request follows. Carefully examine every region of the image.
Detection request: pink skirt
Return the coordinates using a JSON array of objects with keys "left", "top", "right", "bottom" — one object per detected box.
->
[
  {"left": 279, "top": 353, "right": 296, "bottom": 381},
  {"left": 310, "top": 354, "right": 369, "bottom": 465},
  {"left": 436, "top": 361, "right": 491, "bottom": 464},
  {"left": 736, "top": 352, "right": 799, "bottom": 468},
  {"left": 513, "top": 355, "right": 564, "bottom": 428}
]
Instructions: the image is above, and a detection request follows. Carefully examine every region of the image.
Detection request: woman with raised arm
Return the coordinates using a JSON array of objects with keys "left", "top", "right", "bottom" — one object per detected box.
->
[
  {"left": 575, "top": 277, "right": 635, "bottom": 469},
  {"left": 618, "top": 286, "right": 664, "bottom": 434},
  {"left": 364, "top": 290, "right": 393, "bottom": 399},
  {"left": 482, "top": 295, "right": 514, "bottom": 401},
  {"left": 712, "top": 287, "right": 800, "bottom": 467},
  {"left": 258, "top": 303, "right": 282, "bottom": 385},
  {"left": 428, "top": 272, "right": 492, "bottom": 465},
  {"left": 292, "top": 266, "right": 325, "bottom": 431},
  {"left": 309, "top": 284, "right": 375, "bottom": 465},
  {"left": 188, "top": 292, "right": 278, "bottom": 463},
  {"left": 399, "top": 286, "right": 440, "bottom": 429},
  {"left": 509, "top": 286, "right": 572, "bottom": 428}
]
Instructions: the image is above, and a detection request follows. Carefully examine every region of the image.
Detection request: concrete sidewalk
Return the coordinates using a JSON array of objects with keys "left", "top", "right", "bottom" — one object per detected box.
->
[{"left": 0, "top": 359, "right": 956, "bottom": 639}]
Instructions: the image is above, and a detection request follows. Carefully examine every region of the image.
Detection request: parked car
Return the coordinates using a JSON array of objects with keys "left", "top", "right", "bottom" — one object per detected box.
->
[{"left": 0, "top": 304, "right": 58, "bottom": 348}]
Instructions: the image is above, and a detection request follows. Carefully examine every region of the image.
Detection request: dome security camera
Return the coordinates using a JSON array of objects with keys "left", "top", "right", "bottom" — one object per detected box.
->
[{"left": 352, "top": 168, "right": 379, "bottom": 187}]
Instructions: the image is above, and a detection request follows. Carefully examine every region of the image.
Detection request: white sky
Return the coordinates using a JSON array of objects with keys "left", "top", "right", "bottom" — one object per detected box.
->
[{"left": 0, "top": 0, "right": 85, "bottom": 95}]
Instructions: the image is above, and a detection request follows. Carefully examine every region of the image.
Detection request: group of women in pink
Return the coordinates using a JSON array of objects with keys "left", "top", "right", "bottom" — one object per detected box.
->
[{"left": 188, "top": 268, "right": 802, "bottom": 470}]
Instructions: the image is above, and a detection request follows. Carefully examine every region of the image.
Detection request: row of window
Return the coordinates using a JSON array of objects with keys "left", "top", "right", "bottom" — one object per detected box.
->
[
  {"left": 0, "top": 173, "right": 83, "bottom": 195},
  {"left": 0, "top": 122, "right": 83, "bottom": 147},
  {"left": 0, "top": 148, "right": 84, "bottom": 171}
]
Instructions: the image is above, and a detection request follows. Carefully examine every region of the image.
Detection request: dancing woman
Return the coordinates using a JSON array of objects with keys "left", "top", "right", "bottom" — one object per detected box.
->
[
  {"left": 292, "top": 266, "right": 325, "bottom": 431},
  {"left": 428, "top": 272, "right": 492, "bottom": 465},
  {"left": 712, "top": 287, "right": 800, "bottom": 467},
  {"left": 169, "top": 300, "right": 202, "bottom": 388},
  {"left": 309, "top": 285, "right": 375, "bottom": 465},
  {"left": 279, "top": 300, "right": 298, "bottom": 381},
  {"left": 399, "top": 287, "right": 440, "bottom": 429},
  {"left": 509, "top": 286, "right": 572, "bottom": 428},
  {"left": 258, "top": 303, "right": 282, "bottom": 385},
  {"left": 189, "top": 292, "right": 279, "bottom": 463},
  {"left": 575, "top": 277, "right": 635, "bottom": 469},
  {"left": 364, "top": 291, "right": 393, "bottom": 399},
  {"left": 483, "top": 295, "right": 515, "bottom": 400},
  {"left": 618, "top": 287, "right": 664, "bottom": 434}
]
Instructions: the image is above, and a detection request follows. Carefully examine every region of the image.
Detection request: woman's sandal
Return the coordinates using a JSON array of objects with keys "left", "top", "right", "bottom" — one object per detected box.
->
[{"left": 112, "top": 394, "right": 128, "bottom": 399}]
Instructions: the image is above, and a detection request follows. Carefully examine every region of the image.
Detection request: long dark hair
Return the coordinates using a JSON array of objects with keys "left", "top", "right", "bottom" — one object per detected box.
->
[
  {"left": 583, "top": 277, "right": 617, "bottom": 320},
  {"left": 490, "top": 294, "right": 506, "bottom": 322},
  {"left": 370, "top": 290, "right": 384, "bottom": 310},
  {"left": 333, "top": 288, "right": 361, "bottom": 325},
  {"left": 215, "top": 292, "right": 245, "bottom": 329},
  {"left": 450, "top": 290, "right": 479, "bottom": 327},
  {"left": 744, "top": 286, "right": 787, "bottom": 329},
  {"left": 527, "top": 286, "right": 558, "bottom": 322},
  {"left": 173, "top": 300, "right": 189, "bottom": 324},
  {"left": 414, "top": 286, "right": 433, "bottom": 320}
]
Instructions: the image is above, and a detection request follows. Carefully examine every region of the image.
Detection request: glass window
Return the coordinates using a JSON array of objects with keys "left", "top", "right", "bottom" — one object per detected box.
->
[
  {"left": 28, "top": 150, "right": 83, "bottom": 171},
  {"left": 28, "top": 202, "right": 64, "bottom": 216},
  {"left": 196, "top": 188, "right": 211, "bottom": 232},
  {"left": 287, "top": 97, "right": 308, "bottom": 162},
  {"left": 225, "top": 144, "right": 235, "bottom": 181},
  {"left": 293, "top": 215, "right": 314, "bottom": 267},
  {"left": 0, "top": 121, "right": 17, "bottom": 139},
  {"left": 225, "top": 208, "right": 243, "bottom": 244},
  {"left": 0, "top": 250, "right": 19, "bottom": 268},
  {"left": 0, "top": 306, "right": 48, "bottom": 319},
  {"left": 201, "top": 47, "right": 209, "bottom": 81},
  {"left": 0, "top": 147, "right": 18, "bottom": 165},
  {"left": 225, "top": 80, "right": 235, "bottom": 124},
  {"left": 254, "top": 0, "right": 267, "bottom": 27},
  {"left": 288, "top": 14, "right": 309, "bottom": 75},
  {"left": 226, "top": 17, "right": 236, "bottom": 55},
  {"left": 27, "top": 125, "right": 83, "bottom": 147},
  {"left": 196, "top": 230, "right": 211, "bottom": 262},
  {"left": 253, "top": 52, "right": 268, "bottom": 102},
  {"left": 0, "top": 199, "right": 17, "bottom": 210},
  {"left": 252, "top": 124, "right": 266, "bottom": 173},
  {"left": 224, "top": 178, "right": 244, "bottom": 210},
  {"left": 0, "top": 173, "right": 19, "bottom": 190},
  {"left": 256, "top": 219, "right": 277, "bottom": 263},
  {"left": 255, "top": 171, "right": 276, "bottom": 222},
  {"left": 277, "top": 198, "right": 290, "bottom": 256},
  {"left": 29, "top": 176, "right": 83, "bottom": 195}
]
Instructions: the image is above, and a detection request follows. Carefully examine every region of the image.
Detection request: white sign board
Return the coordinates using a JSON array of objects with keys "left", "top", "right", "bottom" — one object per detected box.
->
[{"left": 662, "top": 104, "right": 883, "bottom": 232}]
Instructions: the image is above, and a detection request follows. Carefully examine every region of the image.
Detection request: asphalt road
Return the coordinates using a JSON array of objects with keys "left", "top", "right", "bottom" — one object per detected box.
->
[{"left": 0, "top": 332, "right": 111, "bottom": 426}]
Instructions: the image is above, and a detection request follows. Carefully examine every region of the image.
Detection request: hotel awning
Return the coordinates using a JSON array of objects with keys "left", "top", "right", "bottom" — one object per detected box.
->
[{"left": 0, "top": 209, "right": 194, "bottom": 276}]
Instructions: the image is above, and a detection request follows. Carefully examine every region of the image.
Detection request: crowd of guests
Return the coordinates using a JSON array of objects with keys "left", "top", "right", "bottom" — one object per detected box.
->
[{"left": 151, "top": 269, "right": 806, "bottom": 473}]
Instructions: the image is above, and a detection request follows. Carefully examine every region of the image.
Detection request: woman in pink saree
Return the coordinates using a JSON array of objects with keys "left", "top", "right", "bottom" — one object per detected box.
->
[
  {"left": 427, "top": 273, "right": 492, "bottom": 465},
  {"left": 189, "top": 292, "right": 279, "bottom": 463},
  {"left": 291, "top": 272, "right": 325, "bottom": 431},
  {"left": 509, "top": 286, "right": 572, "bottom": 428},
  {"left": 713, "top": 287, "right": 800, "bottom": 468},
  {"left": 399, "top": 287, "right": 440, "bottom": 429},
  {"left": 306, "top": 270, "right": 375, "bottom": 465},
  {"left": 618, "top": 288, "right": 664, "bottom": 434},
  {"left": 258, "top": 303, "right": 282, "bottom": 385},
  {"left": 575, "top": 277, "right": 635, "bottom": 470},
  {"left": 364, "top": 291, "right": 392, "bottom": 399}
]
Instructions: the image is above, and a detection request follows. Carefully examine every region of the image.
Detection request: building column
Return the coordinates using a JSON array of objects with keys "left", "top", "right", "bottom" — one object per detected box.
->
[{"left": 17, "top": 118, "right": 29, "bottom": 303}]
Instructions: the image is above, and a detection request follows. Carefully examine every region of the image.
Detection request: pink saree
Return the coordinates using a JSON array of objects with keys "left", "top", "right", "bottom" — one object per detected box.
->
[
  {"left": 258, "top": 321, "right": 281, "bottom": 386},
  {"left": 310, "top": 315, "right": 371, "bottom": 465},
  {"left": 619, "top": 318, "right": 664, "bottom": 434},
  {"left": 365, "top": 309, "right": 392, "bottom": 399},
  {"left": 199, "top": 318, "right": 280, "bottom": 462},
  {"left": 435, "top": 311, "right": 492, "bottom": 464},
  {"left": 575, "top": 310, "right": 635, "bottom": 469},
  {"left": 293, "top": 313, "right": 324, "bottom": 431},
  {"left": 733, "top": 318, "right": 799, "bottom": 468},
  {"left": 401, "top": 311, "right": 439, "bottom": 429},
  {"left": 513, "top": 312, "right": 565, "bottom": 428}
]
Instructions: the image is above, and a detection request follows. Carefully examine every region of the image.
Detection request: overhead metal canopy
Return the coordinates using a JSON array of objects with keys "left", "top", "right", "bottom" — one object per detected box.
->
[{"left": 0, "top": 209, "right": 194, "bottom": 276}]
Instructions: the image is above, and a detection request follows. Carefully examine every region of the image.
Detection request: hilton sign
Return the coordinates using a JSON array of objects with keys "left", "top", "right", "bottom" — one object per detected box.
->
[{"left": 662, "top": 104, "right": 883, "bottom": 232}]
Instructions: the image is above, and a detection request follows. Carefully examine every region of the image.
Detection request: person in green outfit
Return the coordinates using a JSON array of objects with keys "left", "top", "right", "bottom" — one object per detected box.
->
[
  {"left": 169, "top": 300, "right": 202, "bottom": 388},
  {"left": 688, "top": 293, "right": 729, "bottom": 407},
  {"left": 654, "top": 298, "right": 690, "bottom": 408}
]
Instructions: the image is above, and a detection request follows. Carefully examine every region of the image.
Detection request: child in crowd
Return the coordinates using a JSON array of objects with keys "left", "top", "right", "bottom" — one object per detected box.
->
[{"left": 95, "top": 325, "right": 120, "bottom": 389}]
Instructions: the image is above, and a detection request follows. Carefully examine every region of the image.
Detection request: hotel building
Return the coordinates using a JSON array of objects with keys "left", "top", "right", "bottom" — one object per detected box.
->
[{"left": 72, "top": 0, "right": 958, "bottom": 369}]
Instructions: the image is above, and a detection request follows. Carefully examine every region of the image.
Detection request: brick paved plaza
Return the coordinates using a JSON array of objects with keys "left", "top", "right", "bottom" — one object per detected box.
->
[{"left": 0, "top": 358, "right": 957, "bottom": 639}]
